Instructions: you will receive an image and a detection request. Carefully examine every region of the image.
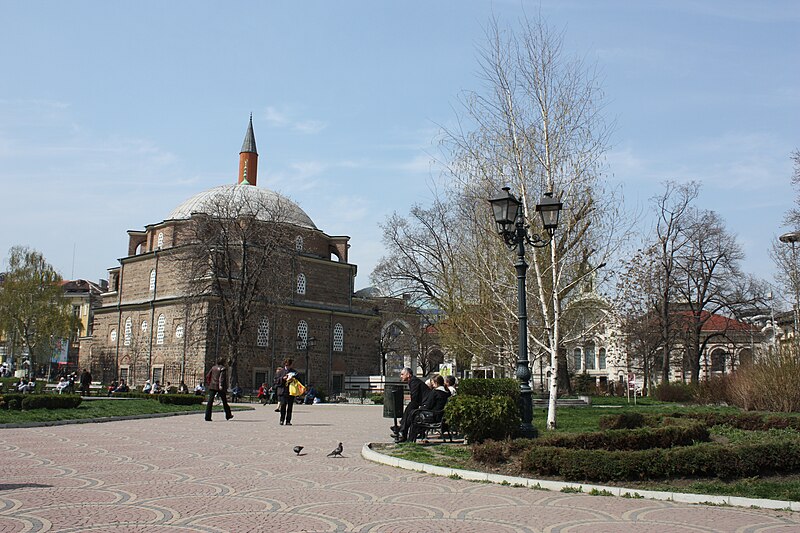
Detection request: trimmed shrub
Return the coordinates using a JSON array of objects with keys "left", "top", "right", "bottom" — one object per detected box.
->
[
  {"left": 533, "top": 424, "right": 710, "bottom": 451},
  {"left": 521, "top": 439, "right": 800, "bottom": 482},
  {"left": 653, "top": 381, "right": 695, "bottom": 402},
  {"left": 444, "top": 394, "right": 521, "bottom": 443},
  {"left": 471, "top": 438, "right": 537, "bottom": 465},
  {"left": 369, "top": 393, "right": 384, "bottom": 404},
  {"left": 21, "top": 395, "right": 82, "bottom": 410},
  {"left": 457, "top": 378, "right": 520, "bottom": 401},
  {"left": 157, "top": 394, "right": 204, "bottom": 405},
  {"left": 574, "top": 373, "right": 595, "bottom": 395},
  {"left": 598, "top": 412, "right": 645, "bottom": 430},
  {"left": 642, "top": 411, "right": 800, "bottom": 432},
  {"left": 1, "top": 393, "right": 25, "bottom": 410},
  {"left": 110, "top": 392, "right": 157, "bottom": 399}
]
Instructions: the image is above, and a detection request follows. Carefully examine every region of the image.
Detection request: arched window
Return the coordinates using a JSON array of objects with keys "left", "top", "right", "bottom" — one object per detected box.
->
[
  {"left": 297, "top": 320, "right": 308, "bottom": 348},
  {"left": 295, "top": 235, "right": 304, "bottom": 251},
  {"left": 156, "top": 314, "right": 166, "bottom": 345},
  {"left": 333, "top": 323, "right": 344, "bottom": 352},
  {"left": 738, "top": 348, "right": 753, "bottom": 367},
  {"left": 296, "top": 273, "right": 306, "bottom": 295},
  {"left": 573, "top": 348, "right": 582, "bottom": 371},
  {"left": 149, "top": 269, "right": 156, "bottom": 292},
  {"left": 156, "top": 232, "right": 164, "bottom": 249},
  {"left": 110, "top": 328, "right": 117, "bottom": 342},
  {"left": 710, "top": 348, "right": 726, "bottom": 373},
  {"left": 141, "top": 320, "right": 148, "bottom": 333},
  {"left": 175, "top": 324, "right": 184, "bottom": 339},
  {"left": 599, "top": 348, "right": 607, "bottom": 370},
  {"left": 257, "top": 317, "right": 269, "bottom": 347},
  {"left": 584, "top": 341, "right": 596, "bottom": 370},
  {"left": 124, "top": 317, "right": 132, "bottom": 346}
]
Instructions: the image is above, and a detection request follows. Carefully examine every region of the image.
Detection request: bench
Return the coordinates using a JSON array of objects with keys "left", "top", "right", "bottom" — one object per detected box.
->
[{"left": 409, "top": 409, "right": 453, "bottom": 443}]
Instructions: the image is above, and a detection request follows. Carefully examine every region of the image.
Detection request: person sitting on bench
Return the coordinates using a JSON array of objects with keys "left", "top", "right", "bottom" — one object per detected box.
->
[{"left": 408, "top": 375, "right": 450, "bottom": 442}]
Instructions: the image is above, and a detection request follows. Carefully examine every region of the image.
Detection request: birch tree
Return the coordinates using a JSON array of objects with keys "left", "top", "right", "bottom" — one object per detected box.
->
[{"left": 374, "top": 16, "right": 615, "bottom": 430}]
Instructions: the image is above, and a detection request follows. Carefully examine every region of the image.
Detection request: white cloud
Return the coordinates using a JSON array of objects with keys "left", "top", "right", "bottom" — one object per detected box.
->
[{"left": 261, "top": 106, "right": 327, "bottom": 135}]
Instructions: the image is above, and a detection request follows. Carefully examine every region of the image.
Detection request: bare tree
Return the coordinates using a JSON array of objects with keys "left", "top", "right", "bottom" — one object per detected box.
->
[
  {"left": 177, "top": 188, "right": 295, "bottom": 385},
  {"left": 673, "top": 209, "right": 763, "bottom": 383},
  {"left": 653, "top": 181, "right": 700, "bottom": 383}
]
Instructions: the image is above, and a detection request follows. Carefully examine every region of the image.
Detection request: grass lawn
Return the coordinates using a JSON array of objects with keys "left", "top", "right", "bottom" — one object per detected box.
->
[
  {"left": 379, "top": 401, "right": 800, "bottom": 503},
  {"left": 0, "top": 399, "right": 245, "bottom": 425}
]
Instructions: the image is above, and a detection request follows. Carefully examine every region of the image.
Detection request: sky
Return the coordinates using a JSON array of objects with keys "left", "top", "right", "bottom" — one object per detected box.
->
[{"left": 1, "top": 1, "right": 798, "bottom": 293}]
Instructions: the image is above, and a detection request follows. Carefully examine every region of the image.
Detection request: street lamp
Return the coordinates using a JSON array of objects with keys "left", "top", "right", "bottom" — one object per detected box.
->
[
  {"left": 489, "top": 186, "right": 562, "bottom": 438},
  {"left": 779, "top": 231, "right": 800, "bottom": 346},
  {"left": 297, "top": 335, "right": 317, "bottom": 386}
]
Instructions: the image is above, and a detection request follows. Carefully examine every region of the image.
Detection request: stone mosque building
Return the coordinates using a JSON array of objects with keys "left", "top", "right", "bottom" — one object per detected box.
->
[{"left": 79, "top": 118, "right": 393, "bottom": 395}]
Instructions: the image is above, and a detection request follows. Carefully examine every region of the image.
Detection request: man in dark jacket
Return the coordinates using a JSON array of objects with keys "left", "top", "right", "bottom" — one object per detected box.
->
[
  {"left": 393, "top": 367, "right": 428, "bottom": 442},
  {"left": 204, "top": 359, "right": 233, "bottom": 422},
  {"left": 79, "top": 369, "right": 92, "bottom": 396}
]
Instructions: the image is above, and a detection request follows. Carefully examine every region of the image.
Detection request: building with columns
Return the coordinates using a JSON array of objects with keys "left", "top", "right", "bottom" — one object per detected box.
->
[{"left": 80, "top": 118, "right": 385, "bottom": 394}]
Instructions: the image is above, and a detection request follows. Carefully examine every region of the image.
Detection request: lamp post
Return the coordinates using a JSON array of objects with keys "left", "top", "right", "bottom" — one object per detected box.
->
[
  {"left": 489, "top": 186, "right": 562, "bottom": 438},
  {"left": 779, "top": 231, "right": 800, "bottom": 347},
  {"left": 297, "top": 335, "right": 316, "bottom": 386}
]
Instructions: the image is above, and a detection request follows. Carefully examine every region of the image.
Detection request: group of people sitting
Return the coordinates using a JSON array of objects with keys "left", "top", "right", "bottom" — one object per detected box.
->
[
  {"left": 13, "top": 378, "right": 37, "bottom": 393},
  {"left": 391, "top": 368, "right": 458, "bottom": 443}
]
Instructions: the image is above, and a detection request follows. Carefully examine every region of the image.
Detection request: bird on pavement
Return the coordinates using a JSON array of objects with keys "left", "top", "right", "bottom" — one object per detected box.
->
[
  {"left": 293, "top": 445, "right": 304, "bottom": 456},
  {"left": 327, "top": 442, "right": 343, "bottom": 457}
]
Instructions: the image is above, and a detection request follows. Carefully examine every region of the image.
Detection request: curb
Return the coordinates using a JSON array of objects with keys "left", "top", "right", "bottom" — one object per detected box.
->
[{"left": 361, "top": 443, "right": 800, "bottom": 512}]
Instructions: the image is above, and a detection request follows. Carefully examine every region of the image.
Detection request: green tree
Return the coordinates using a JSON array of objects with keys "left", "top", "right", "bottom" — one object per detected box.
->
[{"left": 0, "top": 246, "right": 78, "bottom": 374}]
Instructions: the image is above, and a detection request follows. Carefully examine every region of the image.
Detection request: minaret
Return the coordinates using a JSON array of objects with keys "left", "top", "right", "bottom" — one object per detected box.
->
[{"left": 238, "top": 114, "right": 258, "bottom": 186}]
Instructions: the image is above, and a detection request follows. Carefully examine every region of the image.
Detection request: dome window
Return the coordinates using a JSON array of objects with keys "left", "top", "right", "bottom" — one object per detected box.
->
[
  {"left": 296, "top": 273, "right": 306, "bottom": 295},
  {"left": 156, "top": 232, "right": 164, "bottom": 249},
  {"left": 295, "top": 235, "right": 304, "bottom": 252}
]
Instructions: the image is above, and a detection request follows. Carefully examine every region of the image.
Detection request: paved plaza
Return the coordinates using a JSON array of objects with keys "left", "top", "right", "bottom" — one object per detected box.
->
[{"left": 2, "top": 404, "right": 799, "bottom": 532}]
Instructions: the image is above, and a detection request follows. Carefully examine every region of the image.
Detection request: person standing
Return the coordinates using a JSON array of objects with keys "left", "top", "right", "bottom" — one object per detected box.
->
[
  {"left": 205, "top": 359, "right": 233, "bottom": 422},
  {"left": 79, "top": 368, "right": 92, "bottom": 396},
  {"left": 393, "top": 367, "right": 428, "bottom": 442},
  {"left": 274, "top": 358, "right": 297, "bottom": 426}
]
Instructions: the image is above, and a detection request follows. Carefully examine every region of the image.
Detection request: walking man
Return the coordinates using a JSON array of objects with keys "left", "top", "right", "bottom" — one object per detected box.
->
[{"left": 205, "top": 359, "right": 233, "bottom": 422}]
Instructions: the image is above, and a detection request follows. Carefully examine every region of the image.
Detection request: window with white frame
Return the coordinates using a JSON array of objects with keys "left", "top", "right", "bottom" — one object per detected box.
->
[
  {"left": 149, "top": 269, "right": 156, "bottom": 292},
  {"left": 333, "top": 323, "right": 344, "bottom": 352},
  {"left": 119, "top": 366, "right": 129, "bottom": 383},
  {"left": 141, "top": 320, "right": 148, "bottom": 333},
  {"left": 257, "top": 317, "right": 269, "bottom": 347},
  {"left": 296, "top": 273, "right": 306, "bottom": 295},
  {"left": 599, "top": 348, "right": 607, "bottom": 370},
  {"left": 157, "top": 232, "right": 164, "bottom": 249},
  {"left": 124, "top": 317, "right": 132, "bottom": 346},
  {"left": 175, "top": 324, "right": 184, "bottom": 339},
  {"left": 156, "top": 314, "right": 166, "bottom": 345},
  {"left": 152, "top": 366, "right": 164, "bottom": 385},
  {"left": 297, "top": 320, "right": 308, "bottom": 348},
  {"left": 573, "top": 348, "right": 582, "bottom": 371},
  {"left": 110, "top": 329, "right": 117, "bottom": 342},
  {"left": 295, "top": 235, "right": 304, "bottom": 251}
]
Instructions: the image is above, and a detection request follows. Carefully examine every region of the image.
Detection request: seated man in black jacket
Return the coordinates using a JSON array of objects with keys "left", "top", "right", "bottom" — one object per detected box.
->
[
  {"left": 392, "top": 367, "right": 429, "bottom": 442},
  {"left": 408, "top": 375, "right": 450, "bottom": 442}
]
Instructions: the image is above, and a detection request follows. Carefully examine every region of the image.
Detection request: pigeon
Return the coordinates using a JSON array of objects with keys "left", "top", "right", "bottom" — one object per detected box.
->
[
  {"left": 327, "top": 442, "right": 343, "bottom": 458},
  {"left": 293, "top": 445, "right": 304, "bottom": 456}
]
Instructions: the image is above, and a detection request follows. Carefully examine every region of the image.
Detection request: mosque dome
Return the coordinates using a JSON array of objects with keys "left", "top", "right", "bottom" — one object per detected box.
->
[{"left": 167, "top": 183, "right": 317, "bottom": 230}]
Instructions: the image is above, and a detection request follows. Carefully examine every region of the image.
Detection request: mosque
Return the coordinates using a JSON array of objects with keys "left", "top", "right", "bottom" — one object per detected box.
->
[{"left": 79, "top": 118, "right": 392, "bottom": 395}]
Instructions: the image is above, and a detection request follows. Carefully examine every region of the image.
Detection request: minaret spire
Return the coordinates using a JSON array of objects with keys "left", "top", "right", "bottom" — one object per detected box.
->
[{"left": 238, "top": 114, "right": 258, "bottom": 186}]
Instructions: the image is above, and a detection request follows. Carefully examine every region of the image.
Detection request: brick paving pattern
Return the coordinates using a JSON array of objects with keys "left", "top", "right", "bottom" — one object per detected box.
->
[{"left": 1, "top": 404, "right": 799, "bottom": 532}]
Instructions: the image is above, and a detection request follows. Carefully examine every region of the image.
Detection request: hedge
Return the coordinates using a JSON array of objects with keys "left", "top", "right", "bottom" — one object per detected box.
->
[
  {"left": 1, "top": 393, "right": 82, "bottom": 410},
  {"left": 157, "top": 394, "right": 204, "bottom": 405},
  {"left": 534, "top": 424, "right": 710, "bottom": 451},
  {"left": 444, "top": 395, "right": 521, "bottom": 443},
  {"left": 642, "top": 411, "right": 800, "bottom": 431},
  {"left": 598, "top": 412, "right": 645, "bottom": 430},
  {"left": 521, "top": 440, "right": 800, "bottom": 482},
  {"left": 457, "top": 378, "right": 520, "bottom": 400}
]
